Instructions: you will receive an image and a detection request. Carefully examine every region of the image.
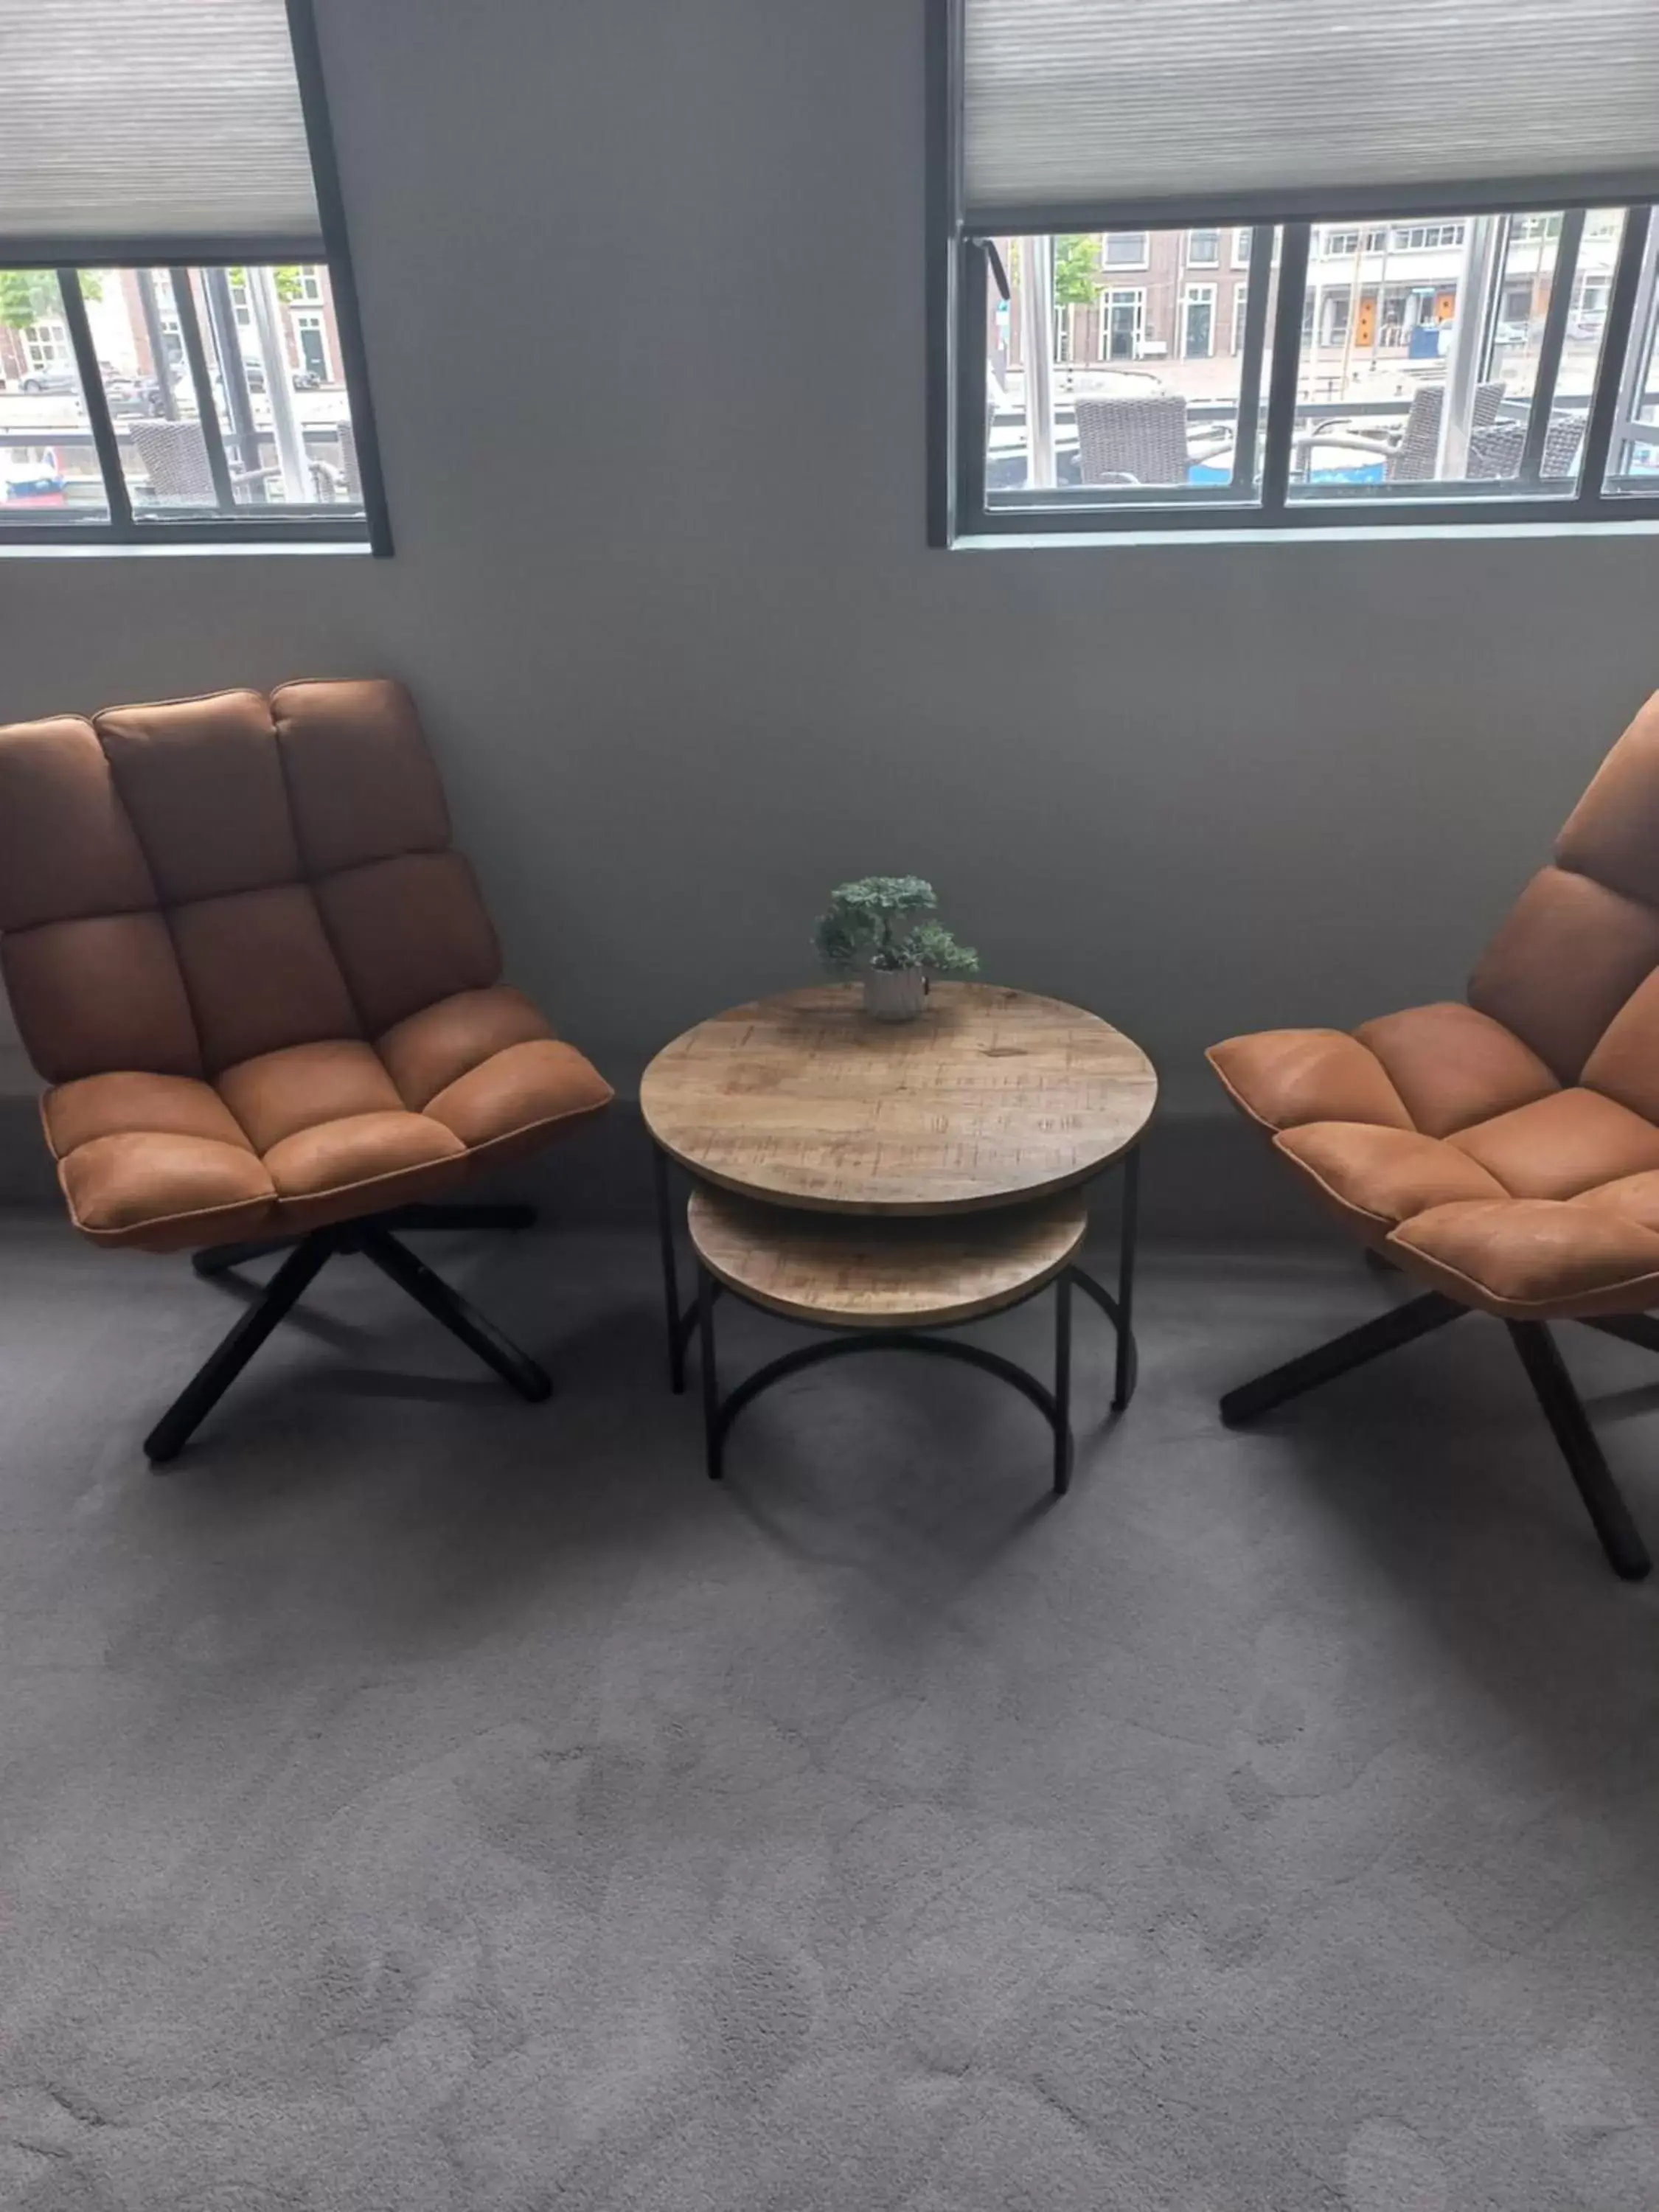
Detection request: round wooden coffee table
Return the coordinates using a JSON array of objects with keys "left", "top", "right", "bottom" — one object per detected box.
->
[
  {"left": 641, "top": 981, "right": 1154, "bottom": 1213},
  {"left": 641, "top": 983, "right": 1158, "bottom": 1492}
]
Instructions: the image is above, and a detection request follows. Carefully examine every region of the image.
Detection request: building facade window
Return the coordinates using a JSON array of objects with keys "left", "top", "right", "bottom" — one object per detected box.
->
[
  {"left": 1102, "top": 231, "right": 1150, "bottom": 267},
  {"left": 1, "top": 0, "right": 388, "bottom": 552},
  {"left": 1187, "top": 228, "right": 1221, "bottom": 266}
]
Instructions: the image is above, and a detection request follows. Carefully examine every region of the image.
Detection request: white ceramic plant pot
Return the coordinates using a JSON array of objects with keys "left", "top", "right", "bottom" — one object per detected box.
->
[{"left": 863, "top": 966, "right": 928, "bottom": 1023}]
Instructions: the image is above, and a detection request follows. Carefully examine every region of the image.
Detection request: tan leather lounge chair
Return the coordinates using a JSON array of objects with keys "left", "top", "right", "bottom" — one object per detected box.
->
[
  {"left": 1210, "top": 692, "right": 1659, "bottom": 1582},
  {"left": 0, "top": 679, "right": 613, "bottom": 1461}
]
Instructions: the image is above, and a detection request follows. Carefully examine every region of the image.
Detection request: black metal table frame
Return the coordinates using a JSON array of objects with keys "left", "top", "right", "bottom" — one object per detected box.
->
[{"left": 650, "top": 1145, "right": 1141, "bottom": 1494}]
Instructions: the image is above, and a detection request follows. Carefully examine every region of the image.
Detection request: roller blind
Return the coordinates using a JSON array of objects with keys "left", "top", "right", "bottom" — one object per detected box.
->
[
  {"left": 963, "top": 0, "right": 1659, "bottom": 232},
  {"left": 0, "top": 0, "right": 322, "bottom": 262}
]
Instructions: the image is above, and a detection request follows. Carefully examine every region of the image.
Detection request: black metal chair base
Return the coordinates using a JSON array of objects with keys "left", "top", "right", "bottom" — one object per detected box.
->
[
  {"left": 147, "top": 1204, "right": 548, "bottom": 1465},
  {"left": 1220, "top": 1289, "right": 1653, "bottom": 1582},
  {"left": 189, "top": 1200, "right": 538, "bottom": 1280}
]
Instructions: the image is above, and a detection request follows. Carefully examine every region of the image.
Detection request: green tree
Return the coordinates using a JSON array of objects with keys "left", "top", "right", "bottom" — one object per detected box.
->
[
  {"left": 0, "top": 269, "right": 102, "bottom": 330},
  {"left": 229, "top": 267, "right": 305, "bottom": 305},
  {"left": 1053, "top": 235, "right": 1102, "bottom": 307}
]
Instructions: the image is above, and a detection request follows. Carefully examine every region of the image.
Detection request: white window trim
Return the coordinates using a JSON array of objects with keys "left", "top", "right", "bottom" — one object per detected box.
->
[
  {"left": 1186, "top": 229, "right": 1222, "bottom": 268},
  {"left": 1182, "top": 282, "right": 1217, "bottom": 358},
  {"left": 1100, "top": 285, "right": 1146, "bottom": 359},
  {"left": 1101, "top": 230, "right": 1150, "bottom": 271}
]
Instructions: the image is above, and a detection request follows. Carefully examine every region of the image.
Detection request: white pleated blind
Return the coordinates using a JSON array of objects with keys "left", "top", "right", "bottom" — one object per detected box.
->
[
  {"left": 964, "top": 0, "right": 1659, "bottom": 229},
  {"left": 0, "top": 0, "right": 321, "bottom": 260}
]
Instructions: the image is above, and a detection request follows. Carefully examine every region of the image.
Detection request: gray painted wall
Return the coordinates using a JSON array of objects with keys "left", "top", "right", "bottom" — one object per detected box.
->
[{"left": 3, "top": 1, "right": 1658, "bottom": 1221}]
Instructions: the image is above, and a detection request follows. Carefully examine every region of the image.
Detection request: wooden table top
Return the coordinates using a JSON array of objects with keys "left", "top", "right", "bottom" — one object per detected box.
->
[
  {"left": 641, "top": 982, "right": 1156, "bottom": 1215},
  {"left": 689, "top": 1185, "right": 1088, "bottom": 1327}
]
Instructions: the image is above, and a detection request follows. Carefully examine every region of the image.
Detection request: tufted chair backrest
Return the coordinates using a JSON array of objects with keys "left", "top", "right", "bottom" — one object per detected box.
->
[
  {"left": 0, "top": 680, "right": 502, "bottom": 1085},
  {"left": 1470, "top": 692, "right": 1659, "bottom": 1093}
]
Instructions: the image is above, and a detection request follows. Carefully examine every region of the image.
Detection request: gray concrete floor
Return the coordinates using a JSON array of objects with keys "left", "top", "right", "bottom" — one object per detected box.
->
[{"left": 2, "top": 1214, "right": 1659, "bottom": 2210}]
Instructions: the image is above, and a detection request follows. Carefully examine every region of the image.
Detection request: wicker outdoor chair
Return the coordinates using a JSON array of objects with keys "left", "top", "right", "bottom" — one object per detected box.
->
[
  {"left": 127, "top": 420, "right": 278, "bottom": 508},
  {"left": 1075, "top": 395, "right": 1202, "bottom": 487},
  {"left": 1467, "top": 413, "right": 1587, "bottom": 484},
  {"left": 1290, "top": 380, "right": 1508, "bottom": 484}
]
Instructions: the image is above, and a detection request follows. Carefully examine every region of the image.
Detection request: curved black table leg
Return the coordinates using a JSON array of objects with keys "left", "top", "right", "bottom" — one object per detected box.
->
[
  {"left": 1053, "top": 1269, "right": 1074, "bottom": 1495},
  {"left": 1112, "top": 1147, "right": 1139, "bottom": 1411},
  {"left": 702, "top": 1326, "right": 1068, "bottom": 1490},
  {"left": 698, "top": 1264, "right": 723, "bottom": 1480}
]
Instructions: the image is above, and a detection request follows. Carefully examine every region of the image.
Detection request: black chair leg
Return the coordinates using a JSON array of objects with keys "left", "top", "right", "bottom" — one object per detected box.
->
[
  {"left": 1221, "top": 1291, "right": 1467, "bottom": 1427},
  {"left": 1580, "top": 1312, "right": 1659, "bottom": 1357},
  {"left": 1507, "top": 1322, "right": 1652, "bottom": 1582},
  {"left": 192, "top": 1237, "right": 296, "bottom": 1279},
  {"left": 356, "top": 1226, "right": 552, "bottom": 1402},
  {"left": 148, "top": 1234, "right": 336, "bottom": 1463},
  {"left": 375, "top": 1202, "right": 538, "bottom": 1234}
]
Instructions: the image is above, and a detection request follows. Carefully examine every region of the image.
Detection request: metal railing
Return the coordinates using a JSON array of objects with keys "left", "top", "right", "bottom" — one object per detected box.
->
[
  {"left": 1, "top": 419, "right": 361, "bottom": 512},
  {"left": 982, "top": 389, "right": 1659, "bottom": 497}
]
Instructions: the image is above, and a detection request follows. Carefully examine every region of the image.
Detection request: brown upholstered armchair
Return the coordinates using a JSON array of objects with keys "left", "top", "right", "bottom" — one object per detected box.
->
[
  {"left": 0, "top": 680, "right": 612, "bottom": 1460},
  {"left": 1207, "top": 692, "right": 1659, "bottom": 1581}
]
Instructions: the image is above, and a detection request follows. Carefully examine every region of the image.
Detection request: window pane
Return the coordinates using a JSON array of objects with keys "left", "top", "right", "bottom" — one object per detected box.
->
[
  {"left": 987, "top": 227, "right": 1276, "bottom": 501},
  {"left": 1287, "top": 209, "right": 1617, "bottom": 502},
  {"left": 0, "top": 271, "right": 109, "bottom": 521},
  {"left": 192, "top": 265, "right": 361, "bottom": 514},
  {"left": 68, "top": 263, "right": 364, "bottom": 520},
  {"left": 1602, "top": 211, "right": 1659, "bottom": 494}
]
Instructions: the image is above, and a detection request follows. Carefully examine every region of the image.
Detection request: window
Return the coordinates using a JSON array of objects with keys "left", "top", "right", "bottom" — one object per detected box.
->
[
  {"left": 1183, "top": 283, "right": 1217, "bottom": 357},
  {"left": 933, "top": 0, "right": 1659, "bottom": 540},
  {"left": 1321, "top": 227, "right": 1388, "bottom": 258},
  {"left": 1392, "top": 222, "right": 1467, "bottom": 251},
  {"left": 0, "top": 0, "right": 387, "bottom": 551},
  {"left": 21, "top": 319, "right": 71, "bottom": 380}
]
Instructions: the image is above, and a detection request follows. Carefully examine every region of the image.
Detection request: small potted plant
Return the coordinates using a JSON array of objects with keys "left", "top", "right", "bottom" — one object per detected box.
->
[{"left": 814, "top": 876, "right": 979, "bottom": 1021}]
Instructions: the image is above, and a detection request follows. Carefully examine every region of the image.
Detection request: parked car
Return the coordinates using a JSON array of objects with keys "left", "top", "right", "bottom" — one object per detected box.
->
[
  {"left": 17, "top": 365, "right": 78, "bottom": 394},
  {"left": 240, "top": 354, "right": 321, "bottom": 393},
  {"left": 103, "top": 372, "right": 164, "bottom": 418}
]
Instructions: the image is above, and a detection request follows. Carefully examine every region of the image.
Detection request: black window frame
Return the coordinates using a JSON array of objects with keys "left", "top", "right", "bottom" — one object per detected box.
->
[
  {"left": 0, "top": 0, "right": 389, "bottom": 555},
  {"left": 927, "top": 0, "right": 1659, "bottom": 546}
]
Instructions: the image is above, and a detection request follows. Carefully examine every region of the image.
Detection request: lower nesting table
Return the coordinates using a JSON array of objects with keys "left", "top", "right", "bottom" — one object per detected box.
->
[
  {"left": 641, "top": 982, "right": 1158, "bottom": 1495},
  {"left": 689, "top": 1186, "right": 1096, "bottom": 1489}
]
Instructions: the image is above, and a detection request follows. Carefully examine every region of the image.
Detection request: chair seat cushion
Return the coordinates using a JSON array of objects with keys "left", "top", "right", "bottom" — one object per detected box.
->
[
  {"left": 58, "top": 1131, "right": 276, "bottom": 1252},
  {"left": 43, "top": 990, "right": 613, "bottom": 1253},
  {"left": 1390, "top": 1200, "right": 1659, "bottom": 1319},
  {"left": 377, "top": 984, "right": 554, "bottom": 1110},
  {"left": 423, "top": 1038, "right": 615, "bottom": 1152},
  {"left": 1211, "top": 1009, "right": 1659, "bottom": 1318}
]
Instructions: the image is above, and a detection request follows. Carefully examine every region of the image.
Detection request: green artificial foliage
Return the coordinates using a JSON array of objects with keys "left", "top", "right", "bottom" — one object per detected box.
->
[{"left": 814, "top": 877, "right": 980, "bottom": 976}]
